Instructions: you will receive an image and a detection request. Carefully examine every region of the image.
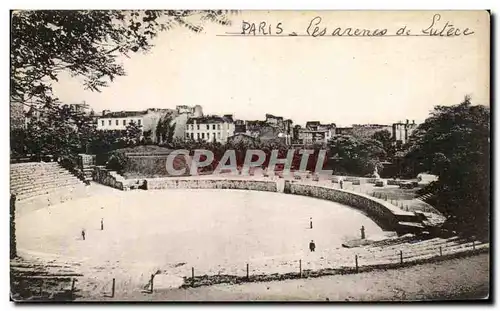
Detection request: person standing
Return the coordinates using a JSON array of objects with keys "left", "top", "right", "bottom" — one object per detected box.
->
[
  {"left": 100, "top": 218, "right": 104, "bottom": 231},
  {"left": 81, "top": 229, "right": 86, "bottom": 241},
  {"left": 310, "top": 217, "right": 313, "bottom": 229},
  {"left": 360, "top": 226, "right": 366, "bottom": 239},
  {"left": 309, "top": 240, "right": 316, "bottom": 252}
]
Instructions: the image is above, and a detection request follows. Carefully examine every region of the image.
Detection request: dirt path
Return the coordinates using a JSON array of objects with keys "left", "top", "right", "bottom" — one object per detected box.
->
[{"left": 90, "top": 253, "right": 489, "bottom": 301}]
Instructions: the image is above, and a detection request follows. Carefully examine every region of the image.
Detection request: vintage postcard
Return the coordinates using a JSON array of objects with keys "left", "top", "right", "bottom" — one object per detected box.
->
[{"left": 9, "top": 10, "right": 490, "bottom": 302}]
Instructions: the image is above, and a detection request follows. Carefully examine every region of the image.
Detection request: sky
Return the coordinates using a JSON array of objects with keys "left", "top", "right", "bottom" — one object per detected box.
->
[{"left": 52, "top": 11, "right": 489, "bottom": 127}]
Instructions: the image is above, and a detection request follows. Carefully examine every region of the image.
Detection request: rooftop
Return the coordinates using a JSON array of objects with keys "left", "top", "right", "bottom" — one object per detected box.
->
[
  {"left": 101, "top": 111, "right": 148, "bottom": 118},
  {"left": 187, "top": 115, "right": 234, "bottom": 124}
]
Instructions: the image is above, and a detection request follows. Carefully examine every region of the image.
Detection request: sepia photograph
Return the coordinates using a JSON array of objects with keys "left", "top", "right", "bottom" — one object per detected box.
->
[{"left": 9, "top": 9, "right": 491, "bottom": 302}]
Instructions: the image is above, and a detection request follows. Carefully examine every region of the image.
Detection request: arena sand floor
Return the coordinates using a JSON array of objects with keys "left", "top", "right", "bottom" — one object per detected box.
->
[{"left": 16, "top": 188, "right": 388, "bottom": 297}]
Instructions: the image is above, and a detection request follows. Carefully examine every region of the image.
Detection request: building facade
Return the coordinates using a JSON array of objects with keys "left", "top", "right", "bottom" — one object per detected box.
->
[
  {"left": 97, "top": 110, "right": 148, "bottom": 131},
  {"left": 294, "top": 122, "right": 336, "bottom": 145},
  {"left": 96, "top": 106, "right": 202, "bottom": 143},
  {"left": 235, "top": 114, "right": 293, "bottom": 144},
  {"left": 185, "top": 114, "right": 235, "bottom": 143},
  {"left": 392, "top": 119, "right": 417, "bottom": 145}
]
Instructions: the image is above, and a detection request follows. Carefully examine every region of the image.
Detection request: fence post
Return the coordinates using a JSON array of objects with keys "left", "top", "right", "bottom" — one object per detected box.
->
[
  {"left": 299, "top": 259, "right": 302, "bottom": 278},
  {"left": 439, "top": 246, "right": 443, "bottom": 256},
  {"left": 111, "top": 278, "right": 115, "bottom": 298},
  {"left": 39, "top": 280, "right": 43, "bottom": 297},
  {"left": 355, "top": 255, "right": 359, "bottom": 273},
  {"left": 71, "top": 278, "right": 76, "bottom": 300},
  {"left": 150, "top": 274, "right": 154, "bottom": 293},
  {"left": 399, "top": 250, "right": 403, "bottom": 264},
  {"left": 246, "top": 263, "right": 249, "bottom": 280},
  {"left": 191, "top": 267, "right": 195, "bottom": 286}
]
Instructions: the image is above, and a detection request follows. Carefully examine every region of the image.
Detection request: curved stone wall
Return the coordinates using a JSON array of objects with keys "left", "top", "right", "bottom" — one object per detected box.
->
[
  {"left": 283, "top": 181, "right": 418, "bottom": 231},
  {"left": 145, "top": 178, "right": 277, "bottom": 192},
  {"left": 144, "top": 178, "right": 420, "bottom": 232}
]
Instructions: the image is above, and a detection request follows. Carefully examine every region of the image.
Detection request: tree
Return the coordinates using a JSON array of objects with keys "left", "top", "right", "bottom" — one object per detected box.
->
[
  {"left": 11, "top": 10, "right": 237, "bottom": 159},
  {"left": 11, "top": 10, "right": 237, "bottom": 110},
  {"left": 19, "top": 104, "right": 95, "bottom": 160},
  {"left": 328, "top": 135, "right": 386, "bottom": 176},
  {"left": 88, "top": 130, "right": 127, "bottom": 156},
  {"left": 404, "top": 96, "right": 490, "bottom": 238},
  {"left": 125, "top": 121, "right": 143, "bottom": 145},
  {"left": 372, "top": 129, "right": 395, "bottom": 160},
  {"left": 155, "top": 114, "right": 176, "bottom": 144}
]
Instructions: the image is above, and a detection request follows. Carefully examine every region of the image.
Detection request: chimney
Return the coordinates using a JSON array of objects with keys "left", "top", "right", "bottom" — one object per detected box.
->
[{"left": 102, "top": 109, "right": 110, "bottom": 117}]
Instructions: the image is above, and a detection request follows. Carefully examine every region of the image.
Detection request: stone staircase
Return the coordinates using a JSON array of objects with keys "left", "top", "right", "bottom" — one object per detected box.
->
[
  {"left": 10, "top": 162, "right": 86, "bottom": 201},
  {"left": 347, "top": 235, "right": 488, "bottom": 267},
  {"left": 10, "top": 256, "right": 82, "bottom": 301}
]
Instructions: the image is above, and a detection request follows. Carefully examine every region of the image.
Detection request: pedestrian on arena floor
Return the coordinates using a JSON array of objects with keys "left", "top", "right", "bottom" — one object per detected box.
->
[
  {"left": 310, "top": 217, "right": 313, "bottom": 229},
  {"left": 361, "top": 225, "right": 366, "bottom": 239},
  {"left": 101, "top": 218, "right": 104, "bottom": 231},
  {"left": 81, "top": 229, "right": 86, "bottom": 241},
  {"left": 309, "top": 240, "right": 316, "bottom": 252}
]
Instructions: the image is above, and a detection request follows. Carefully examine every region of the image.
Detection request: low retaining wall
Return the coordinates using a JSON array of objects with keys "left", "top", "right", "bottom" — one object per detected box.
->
[
  {"left": 143, "top": 177, "right": 420, "bottom": 232},
  {"left": 331, "top": 176, "right": 414, "bottom": 186},
  {"left": 145, "top": 178, "right": 277, "bottom": 192},
  {"left": 93, "top": 166, "right": 135, "bottom": 190},
  {"left": 284, "top": 181, "right": 419, "bottom": 231},
  {"left": 331, "top": 176, "right": 378, "bottom": 184}
]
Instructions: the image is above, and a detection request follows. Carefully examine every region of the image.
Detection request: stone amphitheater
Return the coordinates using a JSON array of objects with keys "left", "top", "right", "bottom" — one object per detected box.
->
[{"left": 10, "top": 161, "right": 489, "bottom": 301}]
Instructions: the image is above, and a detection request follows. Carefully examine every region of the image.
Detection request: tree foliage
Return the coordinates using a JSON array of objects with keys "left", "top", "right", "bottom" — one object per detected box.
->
[
  {"left": 10, "top": 10, "right": 237, "bottom": 159},
  {"left": 371, "top": 129, "right": 395, "bottom": 160},
  {"left": 328, "top": 135, "right": 386, "bottom": 176},
  {"left": 11, "top": 10, "right": 238, "bottom": 109},
  {"left": 16, "top": 105, "right": 94, "bottom": 159},
  {"left": 404, "top": 96, "right": 490, "bottom": 238},
  {"left": 155, "top": 114, "right": 176, "bottom": 144}
]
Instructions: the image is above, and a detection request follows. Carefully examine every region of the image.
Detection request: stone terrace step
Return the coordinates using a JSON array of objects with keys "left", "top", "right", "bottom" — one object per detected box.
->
[
  {"left": 11, "top": 176, "right": 79, "bottom": 192},
  {"left": 11, "top": 172, "right": 73, "bottom": 182},
  {"left": 12, "top": 180, "right": 81, "bottom": 197},
  {"left": 358, "top": 237, "right": 461, "bottom": 257},
  {"left": 16, "top": 181, "right": 83, "bottom": 201},
  {"left": 359, "top": 239, "right": 484, "bottom": 261}
]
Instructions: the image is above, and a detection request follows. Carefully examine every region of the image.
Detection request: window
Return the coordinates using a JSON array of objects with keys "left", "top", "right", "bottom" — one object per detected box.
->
[
  {"left": 186, "top": 133, "right": 189, "bottom": 138},
  {"left": 197, "top": 133, "right": 200, "bottom": 139},
  {"left": 190, "top": 133, "right": 194, "bottom": 139},
  {"left": 207, "top": 133, "right": 210, "bottom": 140},
  {"left": 138, "top": 119, "right": 141, "bottom": 126},
  {"left": 218, "top": 132, "right": 221, "bottom": 139},
  {"left": 191, "top": 124, "right": 194, "bottom": 130},
  {"left": 101, "top": 120, "right": 104, "bottom": 126},
  {"left": 206, "top": 124, "right": 209, "bottom": 130},
  {"left": 108, "top": 120, "right": 112, "bottom": 126},
  {"left": 197, "top": 125, "right": 200, "bottom": 130},
  {"left": 123, "top": 120, "right": 126, "bottom": 126},
  {"left": 201, "top": 133, "right": 205, "bottom": 139},
  {"left": 217, "top": 124, "right": 221, "bottom": 130},
  {"left": 213, "top": 124, "right": 216, "bottom": 130},
  {"left": 116, "top": 120, "right": 119, "bottom": 126}
]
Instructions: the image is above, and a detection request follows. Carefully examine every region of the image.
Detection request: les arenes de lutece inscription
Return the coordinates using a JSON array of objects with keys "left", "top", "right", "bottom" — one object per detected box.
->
[{"left": 233, "top": 14, "right": 475, "bottom": 37}]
